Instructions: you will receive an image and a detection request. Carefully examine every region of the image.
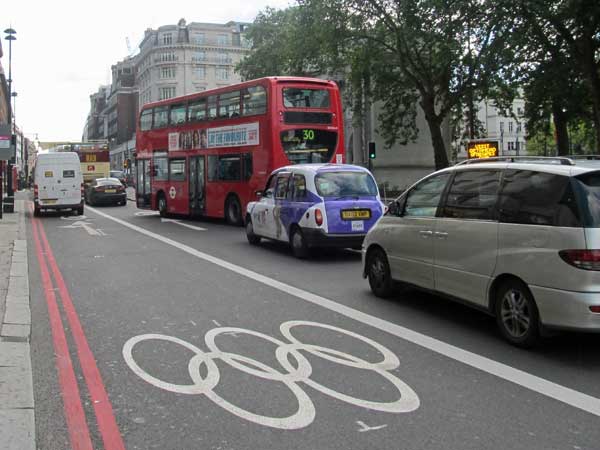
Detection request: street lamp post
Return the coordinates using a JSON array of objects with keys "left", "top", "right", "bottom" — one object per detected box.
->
[{"left": 4, "top": 27, "right": 16, "bottom": 212}]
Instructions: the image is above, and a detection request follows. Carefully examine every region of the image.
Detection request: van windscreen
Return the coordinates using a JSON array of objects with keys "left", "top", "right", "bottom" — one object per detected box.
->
[{"left": 574, "top": 172, "right": 600, "bottom": 227}]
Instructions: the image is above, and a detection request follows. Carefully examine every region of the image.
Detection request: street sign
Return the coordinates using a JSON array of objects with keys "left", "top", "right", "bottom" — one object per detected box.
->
[{"left": 0, "top": 125, "right": 14, "bottom": 160}]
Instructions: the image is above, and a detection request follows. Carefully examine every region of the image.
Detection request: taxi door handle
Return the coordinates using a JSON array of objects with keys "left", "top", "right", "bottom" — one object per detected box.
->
[{"left": 419, "top": 230, "right": 433, "bottom": 238}]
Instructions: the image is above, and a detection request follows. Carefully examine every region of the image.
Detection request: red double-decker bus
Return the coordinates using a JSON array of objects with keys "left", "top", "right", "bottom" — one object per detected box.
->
[{"left": 135, "top": 76, "right": 345, "bottom": 224}]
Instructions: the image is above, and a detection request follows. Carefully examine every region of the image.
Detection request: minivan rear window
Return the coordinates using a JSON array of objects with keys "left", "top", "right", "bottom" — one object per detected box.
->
[{"left": 573, "top": 172, "right": 600, "bottom": 227}]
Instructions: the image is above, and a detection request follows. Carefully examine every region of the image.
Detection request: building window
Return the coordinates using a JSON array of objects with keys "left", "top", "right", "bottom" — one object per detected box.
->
[
  {"left": 192, "top": 51, "right": 206, "bottom": 62},
  {"left": 216, "top": 67, "right": 230, "bottom": 81},
  {"left": 499, "top": 122, "right": 504, "bottom": 134},
  {"left": 508, "top": 142, "right": 515, "bottom": 151},
  {"left": 159, "top": 87, "right": 176, "bottom": 100},
  {"left": 193, "top": 67, "right": 206, "bottom": 79},
  {"left": 158, "top": 52, "right": 176, "bottom": 62},
  {"left": 193, "top": 33, "right": 205, "bottom": 44},
  {"left": 517, "top": 107, "right": 523, "bottom": 116},
  {"left": 217, "top": 34, "right": 229, "bottom": 46},
  {"left": 162, "top": 33, "right": 173, "bottom": 45},
  {"left": 517, "top": 122, "right": 522, "bottom": 133},
  {"left": 217, "top": 52, "right": 229, "bottom": 63},
  {"left": 160, "top": 66, "right": 176, "bottom": 79},
  {"left": 508, "top": 122, "right": 513, "bottom": 133}
]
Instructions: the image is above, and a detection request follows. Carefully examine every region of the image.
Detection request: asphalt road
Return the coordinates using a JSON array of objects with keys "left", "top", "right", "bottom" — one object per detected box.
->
[{"left": 27, "top": 199, "right": 600, "bottom": 450}]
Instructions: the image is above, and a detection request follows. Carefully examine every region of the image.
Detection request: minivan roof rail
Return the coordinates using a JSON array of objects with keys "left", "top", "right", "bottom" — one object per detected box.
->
[
  {"left": 569, "top": 155, "right": 600, "bottom": 160},
  {"left": 456, "top": 156, "right": 575, "bottom": 166}
]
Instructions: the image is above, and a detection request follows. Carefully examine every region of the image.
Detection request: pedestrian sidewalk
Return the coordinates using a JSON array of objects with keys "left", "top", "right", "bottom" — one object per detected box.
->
[
  {"left": 126, "top": 186, "right": 135, "bottom": 202},
  {"left": 0, "top": 198, "right": 35, "bottom": 450}
]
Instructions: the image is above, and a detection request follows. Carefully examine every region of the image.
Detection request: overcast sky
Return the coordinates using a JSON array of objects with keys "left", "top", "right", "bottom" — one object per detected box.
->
[{"left": 2, "top": 0, "right": 292, "bottom": 143}]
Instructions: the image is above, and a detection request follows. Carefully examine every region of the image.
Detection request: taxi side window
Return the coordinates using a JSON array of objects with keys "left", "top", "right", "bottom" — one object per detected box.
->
[
  {"left": 275, "top": 174, "right": 291, "bottom": 200},
  {"left": 264, "top": 174, "right": 278, "bottom": 198},
  {"left": 290, "top": 174, "right": 307, "bottom": 200}
]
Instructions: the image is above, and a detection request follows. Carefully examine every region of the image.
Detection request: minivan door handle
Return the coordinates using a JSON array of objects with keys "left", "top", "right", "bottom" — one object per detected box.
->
[
  {"left": 435, "top": 231, "right": 448, "bottom": 239},
  {"left": 419, "top": 230, "right": 433, "bottom": 238}
]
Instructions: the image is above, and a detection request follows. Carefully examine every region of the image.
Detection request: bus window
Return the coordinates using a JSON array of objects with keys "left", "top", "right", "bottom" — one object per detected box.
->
[
  {"left": 219, "top": 155, "right": 241, "bottom": 181},
  {"left": 154, "top": 106, "right": 169, "bottom": 128},
  {"left": 208, "top": 155, "right": 218, "bottom": 181},
  {"left": 242, "top": 86, "right": 267, "bottom": 116},
  {"left": 283, "top": 88, "right": 330, "bottom": 108},
  {"left": 153, "top": 157, "right": 168, "bottom": 181},
  {"left": 170, "top": 104, "right": 187, "bottom": 125},
  {"left": 140, "top": 109, "right": 153, "bottom": 131},
  {"left": 188, "top": 98, "right": 207, "bottom": 122},
  {"left": 207, "top": 96, "right": 218, "bottom": 120},
  {"left": 219, "top": 91, "right": 241, "bottom": 118},
  {"left": 243, "top": 153, "right": 252, "bottom": 181},
  {"left": 169, "top": 159, "right": 186, "bottom": 181}
]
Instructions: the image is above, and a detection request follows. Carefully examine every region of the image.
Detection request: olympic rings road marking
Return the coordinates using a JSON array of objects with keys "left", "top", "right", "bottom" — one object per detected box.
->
[{"left": 122, "top": 320, "right": 420, "bottom": 430}]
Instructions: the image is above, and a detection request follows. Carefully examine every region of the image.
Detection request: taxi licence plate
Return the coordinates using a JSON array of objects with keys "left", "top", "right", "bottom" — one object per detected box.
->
[
  {"left": 341, "top": 209, "right": 371, "bottom": 220},
  {"left": 105, "top": 189, "right": 116, "bottom": 193}
]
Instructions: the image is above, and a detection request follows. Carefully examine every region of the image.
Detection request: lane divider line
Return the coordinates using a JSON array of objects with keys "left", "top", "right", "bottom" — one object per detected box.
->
[
  {"left": 32, "top": 216, "right": 94, "bottom": 450},
  {"left": 87, "top": 205, "right": 600, "bottom": 418},
  {"left": 32, "top": 205, "right": 125, "bottom": 450}
]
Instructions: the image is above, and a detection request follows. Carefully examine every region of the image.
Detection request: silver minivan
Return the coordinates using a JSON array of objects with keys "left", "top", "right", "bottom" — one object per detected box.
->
[{"left": 362, "top": 157, "right": 600, "bottom": 347}]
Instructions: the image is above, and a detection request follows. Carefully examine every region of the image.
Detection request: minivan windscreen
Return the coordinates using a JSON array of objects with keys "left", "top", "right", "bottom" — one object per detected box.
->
[
  {"left": 315, "top": 172, "right": 377, "bottom": 198},
  {"left": 574, "top": 172, "right": 600, "bottom": 227}
]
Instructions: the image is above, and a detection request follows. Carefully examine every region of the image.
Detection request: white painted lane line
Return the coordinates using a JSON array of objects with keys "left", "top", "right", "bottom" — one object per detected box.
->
[
  {"left": 87, "top": 206, "right": 600, "bottom": 418},
  {"left": 160, "top": 218, "right": 206, "bottom": 231}
]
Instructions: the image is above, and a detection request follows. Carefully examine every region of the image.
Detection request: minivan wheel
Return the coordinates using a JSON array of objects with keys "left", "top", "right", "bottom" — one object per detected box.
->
[
  {"left": 158, "top": 194, "right": 167, "bottom": 217},
  {"left": 367, "top": 248, "right": 393, "bottom": 298},
  {"left": 246, "top": 217, "right": 261, "bottom": 245},
  {"left": 290, "top": 227, "right": 309, "bottom": 259},
  {"left": 495, "top": 280, "right": 540, "bottom": 348}
]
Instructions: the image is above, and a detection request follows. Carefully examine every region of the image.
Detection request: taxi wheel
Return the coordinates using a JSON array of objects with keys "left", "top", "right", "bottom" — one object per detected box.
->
[
  {"left": 158, "top": 194, "right": 167, "bottom": 217},
  {"left": 290, "top": 227, "right": 309, "bottom": 259},
  {"left": 367, "top": 248, "right": 394, "bottom": 298},
  {"left": 245, "top": 217, "right": 261, "bottom": 245}
]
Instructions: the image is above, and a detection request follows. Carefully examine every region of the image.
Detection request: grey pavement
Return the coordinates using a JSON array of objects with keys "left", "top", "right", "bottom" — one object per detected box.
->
[{"left": 0, "top": 197, "right": 35, "bottom": 450}]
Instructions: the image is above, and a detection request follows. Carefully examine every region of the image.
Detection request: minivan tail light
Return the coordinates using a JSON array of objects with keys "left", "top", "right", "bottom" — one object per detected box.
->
[
  {"left": 559, "top": 250, "right": 600, "bottom": 271},
  {"left": 315, "top": 208, "right": 323, "bottom": 226},
  {"left": 590, "top": 306, "right": 600, "bottom": 313}
]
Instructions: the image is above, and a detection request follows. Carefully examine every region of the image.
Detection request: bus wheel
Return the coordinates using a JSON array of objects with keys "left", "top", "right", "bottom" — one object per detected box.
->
[
  {"left": 225, "top": 195, "right": 242, "bottom": 226},
  {"left": 158, "top": 193, "right": 168, "bottom": 217}
]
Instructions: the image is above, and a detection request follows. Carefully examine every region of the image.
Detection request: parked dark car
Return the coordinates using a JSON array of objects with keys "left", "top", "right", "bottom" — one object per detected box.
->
[
  {"left": 85, "top": 178, "right": 127, "bottom": 206},
  {"left": 110, "top": 170, "right": 128, "bottom": 187}
]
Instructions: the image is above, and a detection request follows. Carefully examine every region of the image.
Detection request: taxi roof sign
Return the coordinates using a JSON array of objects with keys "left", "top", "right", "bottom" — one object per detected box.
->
[{"left": 467, "top": 140, "right": 499, "bottom": 159}]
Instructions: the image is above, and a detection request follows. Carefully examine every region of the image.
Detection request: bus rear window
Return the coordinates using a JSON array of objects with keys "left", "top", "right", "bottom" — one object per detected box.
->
[
  {"left": 283, "top": 88, "right": 330, "bottom": 108},
  {"left": 280, "top": 129, "right": 337, "bottom": 164}
]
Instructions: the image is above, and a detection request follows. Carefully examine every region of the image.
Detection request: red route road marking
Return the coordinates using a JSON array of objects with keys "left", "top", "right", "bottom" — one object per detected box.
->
[
  {"left": 32, "top": 206, "right": 125, "bottom": 450},
  {"left": 32, "top": 218, "right": 94, "bottom": 450}
]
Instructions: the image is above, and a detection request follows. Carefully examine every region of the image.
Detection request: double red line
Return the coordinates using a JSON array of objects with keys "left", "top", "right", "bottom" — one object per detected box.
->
[{"left": 31, "top": 205, "right": 125, "bottom": 450}]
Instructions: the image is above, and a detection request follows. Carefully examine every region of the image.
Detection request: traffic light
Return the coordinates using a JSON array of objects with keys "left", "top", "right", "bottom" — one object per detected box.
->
[{"left": 368, "top": 142, "right": 376, "bottom": 159}]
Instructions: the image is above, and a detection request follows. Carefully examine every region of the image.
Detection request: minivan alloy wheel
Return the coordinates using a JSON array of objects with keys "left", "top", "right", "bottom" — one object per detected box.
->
[
  {"left": 500, "top": 289, "right": 531, "bottom": 338},
  {"left": 367, "top": 248, "right": 393, "bottom": 298}
]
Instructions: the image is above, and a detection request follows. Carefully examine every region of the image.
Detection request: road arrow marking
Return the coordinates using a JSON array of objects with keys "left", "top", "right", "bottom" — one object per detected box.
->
[
  {"left": 59, "top": 221, "right": 105, "bottom": 236},
  {"left": 134, "top": 211, "right": 159, "bottom": 217},
  {"left": 356, "top": 421, "right": 388, "bottom": 432},
  {"left": 160, "top": 218, "right": 206, "bottom": 231}
]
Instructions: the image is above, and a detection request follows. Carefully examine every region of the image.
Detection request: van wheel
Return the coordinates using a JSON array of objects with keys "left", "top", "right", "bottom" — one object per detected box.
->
[
  {"left": 367, "top": 248, "right": 394, "bottom": 298},
  {"left": 290, "top": 227, "right": 309, "bottom": 259},
  {"left": 245, "top": 216, "right": 261, "bottom": 245},
  {"left": 34, "top": 206, "right": 41, "bottom": 217},
  {"left": 76, "top": 206, "right": 84, "bottom": 216},
  {"left": 225, "top": 196, "right": 242, "bottom": 226},
  {"left": 158, "top": 194, "right": 167, "bottom": 217},
  {"left": 495, "top": 280, "right": 540, "bottom": 348}
]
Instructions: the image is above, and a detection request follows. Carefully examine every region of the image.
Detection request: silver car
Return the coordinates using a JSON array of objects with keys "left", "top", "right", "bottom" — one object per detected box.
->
[{"left": 362, "top": 157, "right": 600, "bottom": 347}]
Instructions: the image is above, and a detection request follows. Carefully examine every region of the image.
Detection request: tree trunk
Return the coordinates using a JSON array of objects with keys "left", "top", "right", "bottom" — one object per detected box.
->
[
  {"left": 551, "top": 101, "right": 570, "bottom": 156},
  {"left": 421, "top": 96, "right": 449, "bottom": 170}
]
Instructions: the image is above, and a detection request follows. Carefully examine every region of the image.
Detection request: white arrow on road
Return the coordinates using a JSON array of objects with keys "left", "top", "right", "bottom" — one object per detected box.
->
[
  {"left": 160, "top": 218, "right": 206, "bottom": 231},
  {"left": 59, "top": 220, "right": 106, "bottom": 236}
]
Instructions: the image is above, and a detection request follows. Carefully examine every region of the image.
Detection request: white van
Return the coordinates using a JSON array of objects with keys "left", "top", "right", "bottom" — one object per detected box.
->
[{"left": 33, "top": 152, "right": 84, "bottom": 216}]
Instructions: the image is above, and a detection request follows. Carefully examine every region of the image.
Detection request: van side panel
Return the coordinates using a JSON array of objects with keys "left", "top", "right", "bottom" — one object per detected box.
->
[{"left": 34, "top": 153, "right": 83, "bottom": 209}]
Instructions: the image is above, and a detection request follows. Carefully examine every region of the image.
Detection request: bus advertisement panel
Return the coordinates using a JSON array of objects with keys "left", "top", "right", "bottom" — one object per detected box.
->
[{"left": 135, "top": 76, "right": 345, "bottom": 225}]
